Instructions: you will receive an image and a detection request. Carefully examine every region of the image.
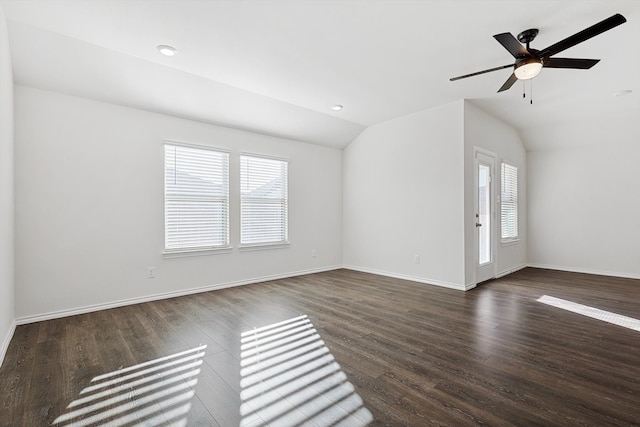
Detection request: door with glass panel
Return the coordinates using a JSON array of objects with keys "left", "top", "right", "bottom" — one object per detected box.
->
[{"left": 474, "top": 149, "right": 496, "bottom": 284}]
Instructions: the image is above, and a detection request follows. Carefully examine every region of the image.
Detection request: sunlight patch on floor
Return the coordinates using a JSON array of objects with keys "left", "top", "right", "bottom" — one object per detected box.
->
[
  {"left": 538, "top": 295, "right": 640, "bottom": 332},
  {"left": 52, "top": 344, "right": 206, "bottom": 427},
  {"left": 240, "top": 315, "right": 373, "bottom": 426}
]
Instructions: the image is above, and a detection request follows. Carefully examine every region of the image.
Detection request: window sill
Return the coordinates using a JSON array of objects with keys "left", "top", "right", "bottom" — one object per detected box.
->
[
  {"left": 163, "top": 246, "right": 233, "bottom": 259},
  {"left": 500, "top": 239, "right": 520, "bottom": 247},
  {"left": 239, "top": 242, "right": 290, "bottom": 252}
]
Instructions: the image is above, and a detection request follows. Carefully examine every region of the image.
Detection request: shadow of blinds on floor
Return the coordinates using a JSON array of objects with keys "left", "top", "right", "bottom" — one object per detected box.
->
[
  {"left": 53, "top": 345, "right": 207, "bottom": 427},
  {"left": 240, "top": 314, "right": 373, "bottom": 426}
]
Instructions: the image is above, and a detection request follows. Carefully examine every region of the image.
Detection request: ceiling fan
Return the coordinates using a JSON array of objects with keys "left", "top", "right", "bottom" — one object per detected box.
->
[{"left": 450, "top": 13, "right": 627, "bottom": 92}]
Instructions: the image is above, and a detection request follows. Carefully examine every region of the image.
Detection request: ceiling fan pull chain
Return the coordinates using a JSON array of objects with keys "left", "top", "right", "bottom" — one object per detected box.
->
[
  {"left": 522, "top": 79, "right": 526, "bottom": 99},
  {"left": 530, "top": 79, "right": 534, "bottom": 105}
]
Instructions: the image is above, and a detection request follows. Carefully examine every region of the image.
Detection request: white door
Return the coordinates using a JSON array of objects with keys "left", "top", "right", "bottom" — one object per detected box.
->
[{"left": 474, "top": 149, "right": 496, "bottom": 284}]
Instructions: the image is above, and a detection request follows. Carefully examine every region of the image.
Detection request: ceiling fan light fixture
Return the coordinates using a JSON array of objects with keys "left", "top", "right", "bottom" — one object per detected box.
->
[{"left": 514, "top": 58, "right": 542, "bottom": 80}]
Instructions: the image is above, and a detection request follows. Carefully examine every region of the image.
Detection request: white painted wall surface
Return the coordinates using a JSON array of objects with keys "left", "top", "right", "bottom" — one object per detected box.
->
[
  {"left": 463, "top": 101, "right": 527, "bottom": 285},
  {"left": 525, "top": 118, "right": 640, "bottom": 278},
  {"left": 14, "top": 86, "right": 343, "bottom": 321},
  {"left": 0, "top": 3, "right": 16, "bottom": 365},
  {"left": 343, "top": 101, "right": 466, "bottom": 289}
]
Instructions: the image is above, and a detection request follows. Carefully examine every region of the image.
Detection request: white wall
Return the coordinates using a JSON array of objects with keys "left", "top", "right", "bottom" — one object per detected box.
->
[
  {"left": 525, "top": 118, "right": 640, "bottom": 279},
  {"left": 14, "top": 86, "right": 343, "bottom": 321},
  {"left": 463, "top": 101, "right": 527, "bottom": 285},
  {"left": 343, "top": 101, "right": 467, "bottom": 289},
  {"left": 342, "top": 100, "right": 527, "bottom": 291},
  {"left": 0, "top": 3, "right": 16, "bottom": 366}
]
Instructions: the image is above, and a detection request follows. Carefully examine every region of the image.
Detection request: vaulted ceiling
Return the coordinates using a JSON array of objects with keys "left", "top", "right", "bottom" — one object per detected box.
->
[{"left": 3, "top": 0, "right": 639, "bottom": 149}]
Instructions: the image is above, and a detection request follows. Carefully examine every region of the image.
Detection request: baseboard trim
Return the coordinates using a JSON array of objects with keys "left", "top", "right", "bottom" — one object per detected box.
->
[
  {"left": 527, "top": 264, "right": 640, "bottom": 280},
  {"left": 19, "top": 262, "right": 633, "bottom": 326},
  {"left": 0, "top": 319, "right": 17, "bottom": 368},
  {"left": 496, "top": 264, "right": 528, "bottom": 279},
  {"left": 16, "top": 265, "right": 342, "bottom": 325},
  {"left": 343, "top": 265, "right": 467, "bottom": 291}
]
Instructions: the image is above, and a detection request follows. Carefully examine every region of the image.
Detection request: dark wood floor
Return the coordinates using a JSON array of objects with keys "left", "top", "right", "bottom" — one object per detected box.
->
[{"left": 1, "top": 268, "right": 640, "bottom": 426}]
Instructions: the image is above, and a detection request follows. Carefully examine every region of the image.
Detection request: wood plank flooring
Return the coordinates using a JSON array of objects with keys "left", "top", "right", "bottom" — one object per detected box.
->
[{"left": 1, "top": 267, "right": 640, "bottom": 426}]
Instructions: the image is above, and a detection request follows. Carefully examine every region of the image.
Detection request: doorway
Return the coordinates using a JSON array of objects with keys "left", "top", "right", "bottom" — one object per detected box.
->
[{"left": 474, "top": 148, "right": 497, "bottom": 284}]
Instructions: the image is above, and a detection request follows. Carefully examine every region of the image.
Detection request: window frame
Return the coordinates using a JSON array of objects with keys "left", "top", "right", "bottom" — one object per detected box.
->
[
  {"left": 163, "top": 141, "right": 231, "bottom": 257},
  {"left": 239, "top": 153, "right": 289, "bottom": 250}
]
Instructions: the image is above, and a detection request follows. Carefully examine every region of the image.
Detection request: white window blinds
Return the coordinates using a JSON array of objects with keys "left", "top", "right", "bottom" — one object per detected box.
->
[
  {"left": 165, "top": 144, "right": 229, "bottom": 251},
  {"left": 240, "top": 155, "right": 288, "bottom": 246},
  {"left": 501, "top": 162, "right": 518, "bottom": 240}
]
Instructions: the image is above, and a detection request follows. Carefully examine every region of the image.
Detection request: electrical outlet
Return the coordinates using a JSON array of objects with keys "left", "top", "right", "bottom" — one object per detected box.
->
[
  {"left": 414, "top": 254, "right": 421, "bottom": 264},
  {"left": 311, "top": 249, "right": 317, "bottom": 258},
  {"left": 147, "top": 267, "right": 156, "bottom": 279}
]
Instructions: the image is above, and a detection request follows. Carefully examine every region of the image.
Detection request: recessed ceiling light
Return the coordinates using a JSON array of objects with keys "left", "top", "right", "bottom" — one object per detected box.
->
[
  {"left": 331, "top": 104, "right": 343, "bottom": 111},
  {"left": 612, "top": 90, "right": 632, "bottom": 97},
  {"left": 157, "top": 45, "right": 177, "bottom": 57}
]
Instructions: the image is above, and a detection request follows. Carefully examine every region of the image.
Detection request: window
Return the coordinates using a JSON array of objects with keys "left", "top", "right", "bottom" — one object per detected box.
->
[
  {"left": 164, "top": 143, "right": 229, "bottom": 252},
  {"left": 501, "top": 162, "right": 518, "bottom": 241},
  {"left": 240, "top": 155, "right": 288, "bottom": 246}
]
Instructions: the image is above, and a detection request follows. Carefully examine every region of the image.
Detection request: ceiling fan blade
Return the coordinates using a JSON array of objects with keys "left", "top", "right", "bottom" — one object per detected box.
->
[
  {"left": 543, "top": 57, "right": 600, "bottom": 69},
  {"left": 450, "top": 64, "right": 513, "bottom": 81},
  {"left": 493, "top": 33, "right": 530, "bottom": 58},
  {"left": 497, "top": 73, "right": 518, "bottom": 92},
  {"left": 538, "top": 13, "right": 626, "bottom": 58}
]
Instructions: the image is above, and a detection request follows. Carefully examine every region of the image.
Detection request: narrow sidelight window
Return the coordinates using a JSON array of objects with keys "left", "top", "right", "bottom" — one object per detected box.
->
[{"left": 501, "top": 162, "right": 518, "bottom": 241}]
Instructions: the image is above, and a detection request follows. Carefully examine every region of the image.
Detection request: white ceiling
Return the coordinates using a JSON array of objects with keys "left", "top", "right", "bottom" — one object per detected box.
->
[{"left": 3, "top": 0, "right": 639, "bottom": 149}]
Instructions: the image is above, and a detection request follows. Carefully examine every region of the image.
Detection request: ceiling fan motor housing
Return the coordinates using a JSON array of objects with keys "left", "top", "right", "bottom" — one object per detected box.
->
[{"left": 517, "top": 28, "right": 539, "bottom": 46}]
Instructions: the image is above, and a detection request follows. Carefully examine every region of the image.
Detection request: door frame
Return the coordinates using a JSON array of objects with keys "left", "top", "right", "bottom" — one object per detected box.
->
[{"left": 473, "top": 147, "right": 498, "bottom": 285}]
